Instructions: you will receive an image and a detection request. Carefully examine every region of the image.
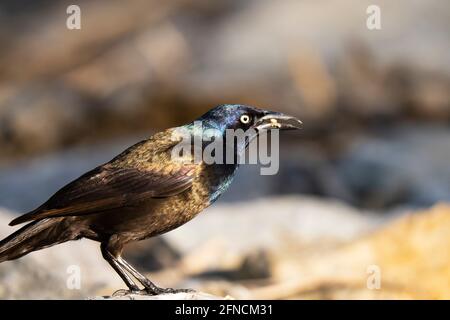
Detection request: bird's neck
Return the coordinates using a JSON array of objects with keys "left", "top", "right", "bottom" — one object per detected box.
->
[
  {"left": 180, "top": 123, "right": 246, "bottom": 203},
  {"left": 201, "top": 162, "right": 239, "bottom": 204},
  {"left": 180, "top": 123, "right": 249, "bottom": 165}
]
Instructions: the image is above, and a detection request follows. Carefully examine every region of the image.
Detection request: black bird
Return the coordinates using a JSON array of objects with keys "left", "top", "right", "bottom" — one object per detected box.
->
[{"left": 0, "top": 104, "right": 302, "bottom": 295}]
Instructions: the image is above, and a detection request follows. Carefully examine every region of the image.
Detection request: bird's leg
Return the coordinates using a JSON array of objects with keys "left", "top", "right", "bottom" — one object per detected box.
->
[
  {"left": 100, "top": 243, "right": 140, "bottom": 295},
  {"left": 117, "top": 256, "right": 194, "bottom": 295}
]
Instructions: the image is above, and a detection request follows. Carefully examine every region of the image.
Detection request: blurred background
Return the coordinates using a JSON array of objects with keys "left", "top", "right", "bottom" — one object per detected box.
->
[{"left": 0, "top": 0, "right": 450, "bottom": 299}]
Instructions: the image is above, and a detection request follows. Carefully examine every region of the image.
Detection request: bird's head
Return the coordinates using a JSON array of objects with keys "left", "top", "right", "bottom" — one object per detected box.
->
[
  {"left": 196, "top": 104, "right": 302, "bottom": 133},
  {"left": 175, "top": 104, "right": 302, "bottom": 166}
]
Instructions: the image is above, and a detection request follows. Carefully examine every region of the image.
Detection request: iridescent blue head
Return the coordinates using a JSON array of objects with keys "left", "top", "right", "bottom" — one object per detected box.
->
[
  {"left": 185, "top": 104, "right": 302, "bottom": 203},
  {"left": 195, "top": 104, "right": 302, "bottom": 133}
]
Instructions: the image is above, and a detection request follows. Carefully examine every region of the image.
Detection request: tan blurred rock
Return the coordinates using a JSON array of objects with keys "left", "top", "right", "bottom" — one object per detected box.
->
[
  {"left": 288, "top": 47, "right": 336, "bottom": 120},
  {"left": 410, "top": 74, "right": 450, "bottom": 120},
  {"left": 366, "top": 203, "right": 450, "bottom": 299},
  {"left": 251, "top": 203, "right": 450, "bottom": 299}
]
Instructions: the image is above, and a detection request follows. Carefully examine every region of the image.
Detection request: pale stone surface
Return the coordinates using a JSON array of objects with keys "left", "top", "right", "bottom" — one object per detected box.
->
[
  {"left": 0, "top": 197, "right": 380, "bottom": 299},
  {"left": 2, "top": 199, "right": 450, "bottom": 299},
  {"left": 92, "top": 291, "right": 228, "bottom": 300},
  {"left": 0, "top": 209, "right": 122, "bottom": 299},
  {"left": 211, "top": 203, "right": 450, "bottom": 299}
]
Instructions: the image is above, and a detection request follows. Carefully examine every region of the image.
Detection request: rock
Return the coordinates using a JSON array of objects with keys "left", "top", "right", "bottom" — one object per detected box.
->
[
  {"left": 232, "top": 250, "right": 272, "bottom": 280},
  {"left": 337, "top": 125, "right": 450, "bottom": 208},
  {"left": 124, "top": 237, "right": 181, "bottom": 272},
  {"left": 0, "top": 208, "right": 122, "bottom": 299},
  {"left": 3, "top": 197, "right": 450, "bottom": 299},
  {"left": 156, "top": 195, "right": 384, "bottom": 295},
  {"left": 0, "top": 195, "right": 382, "bottom": 299},
  {"left": 0, "top": 207, "right": 179, "bottom": 299},
  {"left": 242, "top": 203, "right": 450, "bottom": 299},
  {"left": 92, "top": 291, "right": 229, "bottom": 300},
  {"left": 165, "top": 196, "right": 383, "bottom": 257}
]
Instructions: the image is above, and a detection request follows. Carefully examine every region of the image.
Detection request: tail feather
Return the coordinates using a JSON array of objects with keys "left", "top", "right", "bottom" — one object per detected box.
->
[{"left": 0, "top": 217, "right": 70, "bottom": 263}]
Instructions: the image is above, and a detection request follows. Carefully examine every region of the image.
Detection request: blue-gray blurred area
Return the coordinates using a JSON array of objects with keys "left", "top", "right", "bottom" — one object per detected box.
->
[{"left": 0, "top": 0, "right": 449, "bottom": 214}]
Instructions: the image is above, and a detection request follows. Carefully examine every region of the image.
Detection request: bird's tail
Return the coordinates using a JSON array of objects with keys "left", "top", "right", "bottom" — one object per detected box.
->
[{"left": 0, "top": 217, "right": 71, "bottom": 263}]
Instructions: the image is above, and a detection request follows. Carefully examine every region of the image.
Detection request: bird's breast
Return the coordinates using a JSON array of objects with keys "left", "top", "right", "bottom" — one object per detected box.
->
[{"left": 193, "top": 163, "right": 238, "bottom": 204}]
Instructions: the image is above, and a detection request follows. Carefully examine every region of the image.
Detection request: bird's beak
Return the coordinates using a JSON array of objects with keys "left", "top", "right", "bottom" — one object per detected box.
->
[{"left": 254, "top": 112, "right": 303, "bottom": 131}]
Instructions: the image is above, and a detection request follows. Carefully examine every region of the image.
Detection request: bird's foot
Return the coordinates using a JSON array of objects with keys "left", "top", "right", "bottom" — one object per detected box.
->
[
  {"left": 112, "top": 286, "right": 194, "bottom": 297},
  {"left": 112, "top": 288, "right": 142, "bottom": 297},
  {"left": 144, "top": 286, "right": 195, "bottom": 296}
]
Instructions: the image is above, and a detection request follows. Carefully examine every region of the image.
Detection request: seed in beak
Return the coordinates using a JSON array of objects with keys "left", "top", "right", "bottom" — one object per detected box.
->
[{"left": 270, "top": 118, "right": 281, "bottom": 128}]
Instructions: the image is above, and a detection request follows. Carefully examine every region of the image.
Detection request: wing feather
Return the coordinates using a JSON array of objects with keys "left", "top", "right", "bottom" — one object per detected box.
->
[{"left": 9, "top": 164, "right": 196, "bottom": 226}]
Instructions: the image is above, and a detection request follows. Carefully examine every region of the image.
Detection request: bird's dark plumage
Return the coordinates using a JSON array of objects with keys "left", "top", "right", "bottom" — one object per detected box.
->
[{"left": 0, "top": 104, "right": 302, "bottom": 295}]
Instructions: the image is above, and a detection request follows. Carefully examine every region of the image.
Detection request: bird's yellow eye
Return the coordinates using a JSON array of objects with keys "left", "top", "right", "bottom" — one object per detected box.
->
[{"left": 240, "top": 114, "right": 251, "bottom": 124}]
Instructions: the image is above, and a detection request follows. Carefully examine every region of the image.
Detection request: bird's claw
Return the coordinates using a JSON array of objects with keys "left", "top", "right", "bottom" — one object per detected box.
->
[
  {"left": 112, "top": 287, "right": 195, "bottom": 297},
  {"left": 112, "top": 288, "right": 141, "bottom": 297},
  {"left": 145, "top": 286, "right": 195, "bottom": 295}
]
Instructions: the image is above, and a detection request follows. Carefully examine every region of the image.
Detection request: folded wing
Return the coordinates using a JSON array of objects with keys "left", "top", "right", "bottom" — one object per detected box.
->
[{"left": 9, "top": 164, "right": 197, "bottom": 226}]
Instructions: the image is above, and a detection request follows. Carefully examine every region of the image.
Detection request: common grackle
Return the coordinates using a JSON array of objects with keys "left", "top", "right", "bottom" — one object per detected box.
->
[{"left": 0, "top": 104, "right": 302, "bottom": 295}]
